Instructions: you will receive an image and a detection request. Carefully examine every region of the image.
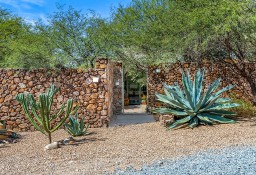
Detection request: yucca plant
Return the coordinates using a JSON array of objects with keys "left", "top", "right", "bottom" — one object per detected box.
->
[
  {"left": 16, "top": 84, "right": 77, "bottom": 143},
  {"left": 64, "top": 113, "right": 89, "bottom": 137},
  {"left": 155, "top": 69, "right": 240, "bottom": 129}
]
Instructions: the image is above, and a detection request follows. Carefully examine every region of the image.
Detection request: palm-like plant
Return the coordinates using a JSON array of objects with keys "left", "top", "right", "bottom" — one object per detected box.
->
[
  {"left": 16, "top": 84, "right": 77, "bottom": 143},
  {"left": 155, "top": 69, "right": 240, "bottom": 129},
  {"left": 64, "top": 113, "right": 89, "bottom": 137}
]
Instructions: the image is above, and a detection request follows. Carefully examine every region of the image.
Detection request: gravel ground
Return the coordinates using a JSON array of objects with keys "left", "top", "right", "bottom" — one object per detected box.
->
[
  {"left": 1, "top": 121, "right": 256, "bottom": 175},
  {"left": 112, "top": 146, "right": 256, "bottom": 175}
]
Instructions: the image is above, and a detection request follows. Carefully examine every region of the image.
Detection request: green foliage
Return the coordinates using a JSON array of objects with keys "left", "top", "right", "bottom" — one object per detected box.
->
[
  {"left": 64, "top": 113, "right": 89, "bottom": 137},
  {"left": 0, "top": 8, "right": 54, "bottom": 68},
  {"left": 229, "top": 97, "right": 256, "bottom": 118},
  {"left": 47, "top": 4, "right": 108, "bottom": 68},
  {"left": 16, "top": 84, "right": 77, "bottom": 143},
  {"left": 109, "top": 0, "right": 256, "bottom": 62},
  {"left": 155, "top": 69, "right": 240, "bottom": 129}
]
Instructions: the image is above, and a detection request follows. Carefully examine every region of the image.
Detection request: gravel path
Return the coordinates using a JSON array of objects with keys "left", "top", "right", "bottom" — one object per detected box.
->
[
  {"left": 1, "top": 121, "right": 256, "bottom": 175},
  {"left": 112, "top": 146, "right": 256, "bottom": 175}
]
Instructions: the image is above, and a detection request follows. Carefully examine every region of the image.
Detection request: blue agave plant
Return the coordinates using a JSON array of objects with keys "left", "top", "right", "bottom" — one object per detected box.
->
[{"left": 155, "top": 69, "right": 240, "bottom": 129}]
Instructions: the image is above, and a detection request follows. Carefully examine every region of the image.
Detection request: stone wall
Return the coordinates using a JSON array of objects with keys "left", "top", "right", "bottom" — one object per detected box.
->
[
  {"left": 0, "top": 59, "right": 120, "bottom": 131},
  {"left": 148, "top": 62, "right": 256, "bottom": 109}
]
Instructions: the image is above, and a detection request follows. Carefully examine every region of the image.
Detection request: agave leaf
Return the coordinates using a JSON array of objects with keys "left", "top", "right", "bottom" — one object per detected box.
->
[
  {"left": 80, "top": 118, "right": 85, "bottom": 132},
  {"left": 200, "top": 113, "right": 235, "bottom": 124},
  {"left": 215, "top": 98, "right": 232, "bottom": 104},
  {"left": 164, "top": 88, "right": 174, "bottom": 100},
  {"left": 197, "top": 114, "right": 213, "bottom": 123},
  {"left": 185, "top": 69, "right": 193, "bottom": 92},
  {"left": 192, "top": 70, "right": 200, "bottom": 107},
  {"left": 207, "top": 110, "right": 237, "bottom": 116},
  {"left": 205, "top": 85, "right": 235, "bottom": 105},
  {"left": 154, "top": 108, "right": 188, "bottom": 116},
  {"left": 189, "top": 117, "right": 199, "bottom": 128},
  {"left": 172, "top": 84, "right": 191, "bottom": 108},
  {"left": 182, "top": 71, "right": 194, "bottom": 109},
  {"left": 156, "top": 93, "right": 184, "bottom": 109},
  {"left": 75, "top": 113, "right": 79, "bottom": 134},
  {"left": 205, "top": 103, "right": 240, "bottom": 111},
  {"left": 195, "top": 78, "right": 221, "bottom": 112},
  {"left": 199, "top": 119, "right": 213, "bottom": 125},
  {"left": 196, "top": 69, "right": 204, "bottom": 102},
  {"left": 166, "top": 87, "right": 191, "bottom": 110},
  {"left": 168, "top": 116, "right": 193, "bottom": 129},
  {"left": 64, "top": 113, "right": 88, "bottom": 136}
]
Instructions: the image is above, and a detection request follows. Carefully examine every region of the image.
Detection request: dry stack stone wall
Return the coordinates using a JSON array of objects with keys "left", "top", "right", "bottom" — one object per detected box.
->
[
  {"left": 148, "top": 62, "right": 256, "bottom": 109},
  {"left": 0, "top": 59, "right": 122, "bottom": 131}
]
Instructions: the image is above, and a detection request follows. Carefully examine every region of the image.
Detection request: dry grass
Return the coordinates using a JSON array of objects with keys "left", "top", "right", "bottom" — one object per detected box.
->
[{"left": 1, "top": 121, "right": 256, "bottom": 175}]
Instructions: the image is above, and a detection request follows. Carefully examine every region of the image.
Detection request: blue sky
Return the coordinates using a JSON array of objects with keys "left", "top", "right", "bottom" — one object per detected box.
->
[{"left": 0, "top": 0, "right": 132, "bottom": 23}]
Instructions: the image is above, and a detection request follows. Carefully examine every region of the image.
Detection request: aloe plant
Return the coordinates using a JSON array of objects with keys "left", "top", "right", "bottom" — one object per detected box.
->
[
  {"left": 16, "top": 84, "right": 77, "bottom": 143},
  {"left": 155, "top": 69, "right": 240, "bottom": 129},
  {"left": 64, "top": 113, "right": 89, "bottom": 137}
]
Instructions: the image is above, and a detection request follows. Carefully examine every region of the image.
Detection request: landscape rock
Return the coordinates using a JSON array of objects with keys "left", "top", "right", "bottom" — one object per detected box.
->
[{"left": 44, "top": 142, "right": 59, "bottom": 150}]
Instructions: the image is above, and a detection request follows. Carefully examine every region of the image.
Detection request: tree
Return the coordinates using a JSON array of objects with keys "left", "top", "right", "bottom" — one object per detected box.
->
[
  {"left": 0, "top": 8, "right": 54, "bottom": 68},
  {"left": 108, "top": 0, "right": 256, "bottom": 100},
  {"left": 47, "top": 4, "right": 108, "bottom": 68},
  {"left": 0, "top": 8, "right": 22, "bottom": 64}
]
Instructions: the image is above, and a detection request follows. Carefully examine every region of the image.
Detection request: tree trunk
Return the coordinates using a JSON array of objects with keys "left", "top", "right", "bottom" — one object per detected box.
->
[
  {"left": 228, "top": 61, "right": 256, "bottom": 105},
  {"left": 48, "top": 132, "right": 52, "bottom": 144},
  {"left": 223, "top": 37, "right": 256, "bottom": 105}
]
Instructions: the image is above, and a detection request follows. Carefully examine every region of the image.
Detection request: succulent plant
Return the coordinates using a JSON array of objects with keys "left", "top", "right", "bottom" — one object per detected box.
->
[
  {"left": 155, "top": 69, "right": 240, "bottom": 129},
  {"left": 16, "top": 84, "right": 77, "bottom": 143},
  {"left": 64, "top": 113, "right": 89, "bottom": 137}
]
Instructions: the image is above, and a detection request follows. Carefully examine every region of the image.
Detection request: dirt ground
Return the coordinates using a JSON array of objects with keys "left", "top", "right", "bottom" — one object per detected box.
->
[{"left": 1, "top": 120, "right": 256, "bottom": 175}]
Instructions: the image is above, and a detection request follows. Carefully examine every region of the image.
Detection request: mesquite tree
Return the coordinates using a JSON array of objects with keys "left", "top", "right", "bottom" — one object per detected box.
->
[{"left": 16, "top": 84, "right": 77, "bottom": 143}]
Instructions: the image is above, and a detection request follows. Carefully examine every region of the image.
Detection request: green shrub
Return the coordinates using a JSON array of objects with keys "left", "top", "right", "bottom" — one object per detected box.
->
[
  {"left": 229, "top": 97, "right": 256, "bottom": 118},
  {"left": 16, "top": 84, "right": 77, "bottom": 143},
  {"left": 64, "top": 113, "right": 89, "bottom": 137},
  {"left": 154, "top": 69, "right": 240, "bottom": 129}
]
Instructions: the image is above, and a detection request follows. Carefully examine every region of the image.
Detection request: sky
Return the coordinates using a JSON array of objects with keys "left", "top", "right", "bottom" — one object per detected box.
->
[{"left": 0, "top": 0, "right": 132, "bottom": 23}]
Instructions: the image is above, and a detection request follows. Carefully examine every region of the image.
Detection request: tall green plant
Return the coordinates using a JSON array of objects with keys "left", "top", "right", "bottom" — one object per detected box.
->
[
  {"left": 16, "top": 84, "right": 77, "bottom": 143},
  {"left": 155, "top": 69, "right": 240, "bottom": 129}
]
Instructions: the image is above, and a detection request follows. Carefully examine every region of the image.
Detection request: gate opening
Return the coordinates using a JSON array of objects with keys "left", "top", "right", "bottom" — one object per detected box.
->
[{"left": 123, "top": 74, "right": 147, "bottom": 114}]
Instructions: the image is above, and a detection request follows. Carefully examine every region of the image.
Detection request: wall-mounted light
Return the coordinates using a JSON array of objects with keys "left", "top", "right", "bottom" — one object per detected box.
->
[
  {"left": 115, "top": 80, "right": 120, "bottom": 86},
  {"left": 92, "top": 76, "right": 100, "bottom": 83},
  {"left": 155, "top": 68, "right": 161, "bottom": 73}
]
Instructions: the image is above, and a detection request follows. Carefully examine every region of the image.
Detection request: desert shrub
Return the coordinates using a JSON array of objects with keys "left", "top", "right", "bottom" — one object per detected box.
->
[{"left": 229, "top": 97, "right": 256, "bottom": 118}]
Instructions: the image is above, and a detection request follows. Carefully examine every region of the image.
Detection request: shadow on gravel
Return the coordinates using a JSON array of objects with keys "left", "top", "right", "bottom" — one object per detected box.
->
[
  {"left": 59, "top": 137, "right": 107, "bottom": 147},
  {"left": 76, "top": 137, "right": 107, "bottom": 144},
  {"left": 229, "top": 116, "right": 256, "bottom": 124}
]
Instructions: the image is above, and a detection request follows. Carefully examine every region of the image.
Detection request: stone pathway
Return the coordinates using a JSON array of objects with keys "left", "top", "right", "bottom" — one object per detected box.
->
[
  {"left": 123, "top": 105, "right": 147, "bottom": 113},
  {"left": 110, "top": 105, "right": 155, "bottom": 126}
]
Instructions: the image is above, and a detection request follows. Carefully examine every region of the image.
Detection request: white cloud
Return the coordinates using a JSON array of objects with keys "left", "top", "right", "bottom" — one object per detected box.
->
[
  {"left": 0, "top": 0, "right": 47, "bottom": 24},
  {"left": 21, "top": 12, "right": 48, "bottom": 25},
  {"left": 21, "top": 0, "right": 44, "bottom": 6},
  {"left": 0, "top": 0, "right": 45, "bottom": 9}
]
